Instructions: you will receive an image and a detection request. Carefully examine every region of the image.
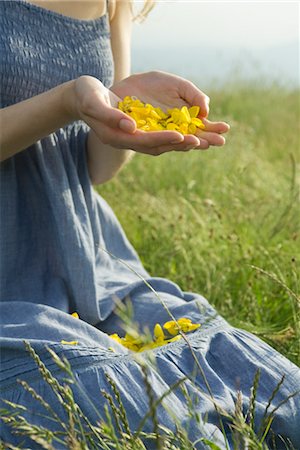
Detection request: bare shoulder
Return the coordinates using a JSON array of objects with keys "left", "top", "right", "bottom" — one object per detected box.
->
[{"left": 108, "top": 0, "right": 132, "bottom": 23}]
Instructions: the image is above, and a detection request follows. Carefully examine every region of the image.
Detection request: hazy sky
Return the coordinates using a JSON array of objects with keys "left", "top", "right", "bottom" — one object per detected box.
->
[{"left": 132, "top": 1, "right": 299, "bottom": 50}]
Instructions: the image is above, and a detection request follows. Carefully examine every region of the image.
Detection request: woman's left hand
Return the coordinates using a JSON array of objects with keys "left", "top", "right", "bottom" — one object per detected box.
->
[{"left": 111, "top": 71, "right": 230, "bottom": 150}]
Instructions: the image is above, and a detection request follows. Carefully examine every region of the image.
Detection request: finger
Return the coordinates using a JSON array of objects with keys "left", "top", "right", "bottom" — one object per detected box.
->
[
  {"left": 137, "top": 131, "right": 204, "bottom": 151},
  {"left": 89, "top": 101, "right": 137, "bottom": 133},
  {"left": 74, "top": 76, "right": 135, "bottom": 133},
  {"left": 172, "top": 138, "right": 209, "bottom": 151},
  {"left": 179, "top": 78, "right": 210, "bottom": 118},
  {"left": 201, "top": 119, "right": 230, "bottom": 134},
  {"left": 156, "top": 139, "right": 208, "bottom": 153},
  {"left": 93, "top": 124, "right": 186, "bottom": 149},
  {"left": 80, "top": 89, "right": 136, "bottom": 134},
  {"left": 93, "top": 122, "right": 207, "bottom": 153},
  {"left": 132, "top": 132, "right": 209, "bottom": 154},
  {"left": 133, "top": 129, "right": 187, "bottom": 146},
  {"left": 195, "top": 139, "right": 210, "bottom": 150},
  {"left": 143, "top": 137, "right": 210, "bottom": 155},
  {"left": 195, "top": 131, "right": 226, "bottom": 147}
]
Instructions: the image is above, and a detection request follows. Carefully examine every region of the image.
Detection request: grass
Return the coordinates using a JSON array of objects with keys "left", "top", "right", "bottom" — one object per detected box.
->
[
  {"left": 1, "top": 82, "right": 299, "bottom": 449},
  {"left": 98, "top": 81, "right": 300, "bottom": 365},
  {"left": 1, "top": 343, "right": 298, "bottom": 450}
]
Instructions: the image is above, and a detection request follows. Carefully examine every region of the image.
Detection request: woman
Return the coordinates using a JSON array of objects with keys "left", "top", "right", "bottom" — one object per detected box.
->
[{"left": 0, "top": 1, "right": 299, "bottom": 448}]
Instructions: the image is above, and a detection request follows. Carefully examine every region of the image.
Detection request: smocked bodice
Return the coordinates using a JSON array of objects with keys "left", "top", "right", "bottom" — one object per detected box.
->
[
  {"left": 0, "top": 0, "right": 135, "bottom": 322},
  {"left": 0, "top": 0, "right": 114, "bottom": 107}
]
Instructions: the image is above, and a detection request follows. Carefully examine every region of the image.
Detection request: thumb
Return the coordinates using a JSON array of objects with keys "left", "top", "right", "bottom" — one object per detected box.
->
[
  {"left": 89, "top": 89, "right": 137, "bottom": 133},
  {"left": 76, "top": 75, "right": 137, "bottom": 133},
  {"left": 119, "top": 118, "right": 137, "bottom": 133}
]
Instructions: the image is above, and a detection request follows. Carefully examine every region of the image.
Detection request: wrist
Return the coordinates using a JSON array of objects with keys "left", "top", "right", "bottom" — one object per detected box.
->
[{"left": 60, "top": 79, "right": 79, "bottom": 122}]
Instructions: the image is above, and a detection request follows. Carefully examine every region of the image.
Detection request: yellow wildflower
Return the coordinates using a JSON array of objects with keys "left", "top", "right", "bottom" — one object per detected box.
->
[
  {"left": 109, "top": 332, "right": 145, "bottom": 352},
  {"left": 177, "top": 317, "right": 201, "bottom": 333},
  {"left": 137, "top": 333, "right": 182, "bottom": 352},
  {"left": 124, "top": 332, "right": 144, "bottom": 348},
  {"left": 108, "top": 317, "right": 200, "bottom": 353},
  {"left": 118, "top": 96, "right": 205, "bottom": 135},
  {"left": 163, "top": 318, "right": 201, "bottom": 336}
]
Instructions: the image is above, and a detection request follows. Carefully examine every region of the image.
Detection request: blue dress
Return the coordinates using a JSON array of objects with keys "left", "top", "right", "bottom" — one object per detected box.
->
[{"left": 0, "top": 2, "right": 299, "bottom": 448}]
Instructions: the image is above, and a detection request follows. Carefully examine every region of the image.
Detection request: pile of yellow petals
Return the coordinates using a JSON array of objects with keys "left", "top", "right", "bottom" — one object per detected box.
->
[
  {"left": 118, "top": 96, "right": 206, "bottom": 135},
  {"left": 109, "top": 317, "right": 201, "bottom": 353}
]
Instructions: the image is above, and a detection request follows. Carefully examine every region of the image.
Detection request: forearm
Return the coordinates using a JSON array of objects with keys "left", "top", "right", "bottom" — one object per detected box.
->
[
  {"left": 0, "top": 74, "right": 134, "bottom": 184},
  {"left": 0, "top": 80, "right": 76, "bottom": 162},
  {"left": 87, "top": 129, "right": 134, "bottom": 185}
]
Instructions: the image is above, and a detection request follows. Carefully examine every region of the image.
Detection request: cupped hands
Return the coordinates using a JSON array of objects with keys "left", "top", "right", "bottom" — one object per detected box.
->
[{"left": 73, "top": 72, "right": 230, "bottom": 156}]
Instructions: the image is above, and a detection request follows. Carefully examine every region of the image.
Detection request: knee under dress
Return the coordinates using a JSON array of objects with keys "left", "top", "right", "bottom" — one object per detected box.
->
[{"left": 0, "top": 2, "right": 299, "bottom": 449}]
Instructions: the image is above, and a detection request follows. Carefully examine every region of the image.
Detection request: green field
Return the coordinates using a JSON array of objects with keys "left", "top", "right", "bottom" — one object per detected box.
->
[{"left": 99, "top": 82, "right": 300, "bottom": 366}]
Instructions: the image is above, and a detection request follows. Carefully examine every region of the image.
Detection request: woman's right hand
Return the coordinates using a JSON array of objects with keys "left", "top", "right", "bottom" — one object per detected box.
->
[{"left": 73, "top": 75, "right": 227, "bottom": 156}]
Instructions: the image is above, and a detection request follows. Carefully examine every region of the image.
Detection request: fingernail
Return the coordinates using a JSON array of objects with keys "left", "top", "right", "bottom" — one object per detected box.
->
[{"left": 119, "top": 119, "right": 135, "bottom": 133}]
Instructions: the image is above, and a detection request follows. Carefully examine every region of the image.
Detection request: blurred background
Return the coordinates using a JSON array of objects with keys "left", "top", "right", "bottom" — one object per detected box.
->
[{"left": 131, "top": 0, "right": 299, "bottom": 89}]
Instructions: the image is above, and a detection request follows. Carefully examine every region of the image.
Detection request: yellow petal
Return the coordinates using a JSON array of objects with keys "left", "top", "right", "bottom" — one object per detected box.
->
[
  {"left": 122, "top": 341, "right": 140, "bottom": 351},
  {"left": 145, "top": 103, "right": 154, "bottom": 109},
  {"left": 191, "top": 118, "right": 205, "bottom": 129},
  {"left": 170, "top": 110, "right": 181, "bottom": 124},
  {"left": 109, "top": 333, "right": 123, "bottom": 344},
  {"left": 137, "top": 119, "right": 147, "bottom": 127},
  {"left": 124, "top": 332, "right": 143, "bottom": 344},
  {"left": 180, "top": 106, "right": 191, "bottom": 123},
  {"left": 155, "top": 107, "right": 168, "bottom": 119},
  {"left": 118, "top": 101, "right": 125, "bottom": 112},
  {"left": 188, "top": 123, "right": 197, "bottom": 135},
  {"left": 166, "top": 117, "right": 174, "bottom": 124},
  {"left": 163, "top": 320, "right": 179, "bottom": 336},
  {"left": 154, "top": 323, "right": 165, "bottom": 341},
  {"left": 189, "top": 106, "right": 200, "bottom": 118},
  {"left": 167, "top": 335, "right": 182, "bottom": 343},
  {"left": 177, "top": 318, "right": 201, "bottom": 333},
  {"left": 124, "top": 96, "right": 132, "bottom": 103},
  {"left": 71, "top": 312, "right": 79, "bottom": 319},
  {"left": 166, "top": 123, "right": 180, "bottom": 131},
  {"left": 130, "top": 106, "right": 150, "bottom": 116},
  {"left": 60, "top": 340, "right": 78, "bottom": 345},
  {"left": 145, "top": 118, "right": 164, "bottom": 131},
  {"left": 178, "top": 318, "right": 192, "bottom": 324},
  {"left": 179, "top": 123, "right": 189, "bottom": 134},
  {"left": 118, "top": 97, "right": 205, "bottom": 135},
  {"left": 150, "top": 110, "right": 162, "bottom": 120}
]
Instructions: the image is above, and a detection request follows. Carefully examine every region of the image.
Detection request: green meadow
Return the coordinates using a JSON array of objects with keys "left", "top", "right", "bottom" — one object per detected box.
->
[{"left": 99, "top": 82, "right": 300, "bottom": 366}]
